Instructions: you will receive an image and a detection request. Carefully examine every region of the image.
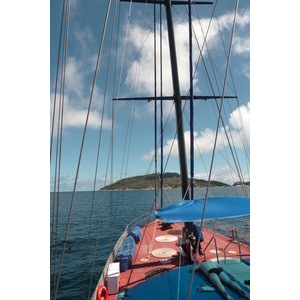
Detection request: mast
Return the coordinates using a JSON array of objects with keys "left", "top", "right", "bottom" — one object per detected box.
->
[
  {"left": 188, "top": 0, "right": 194, "bottom": 200},
  {"left": 118, "top": 0, "right": 216, "bottom": 229},
  {"left": 164, "top": 0, "right": 190, "bottom": 202}
]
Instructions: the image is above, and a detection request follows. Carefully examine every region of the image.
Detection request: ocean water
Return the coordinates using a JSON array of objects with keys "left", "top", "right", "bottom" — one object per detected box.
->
[{"left": 50, "top": 186, "right": 250, "bottom": 299}]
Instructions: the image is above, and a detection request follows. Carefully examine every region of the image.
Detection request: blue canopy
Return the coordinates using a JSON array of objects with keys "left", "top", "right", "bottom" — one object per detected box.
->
[{"left": 151, "top": 197, "right": 250, "bottom": 223}]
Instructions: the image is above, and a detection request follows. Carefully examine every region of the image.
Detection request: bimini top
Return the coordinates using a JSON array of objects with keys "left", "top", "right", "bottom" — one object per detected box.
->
[{"left": 151, "top": 197, "right": 250, "bottom": 223}]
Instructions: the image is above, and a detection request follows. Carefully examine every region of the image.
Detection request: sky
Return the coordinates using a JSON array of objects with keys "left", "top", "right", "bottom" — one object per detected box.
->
[{"left": 50, "top": 0, "right": 250, "bottom": 192}]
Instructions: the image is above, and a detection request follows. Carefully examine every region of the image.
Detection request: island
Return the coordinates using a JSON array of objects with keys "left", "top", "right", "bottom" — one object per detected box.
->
[{"left": 100, "top": 172, "right": 231, "bottom": 191}]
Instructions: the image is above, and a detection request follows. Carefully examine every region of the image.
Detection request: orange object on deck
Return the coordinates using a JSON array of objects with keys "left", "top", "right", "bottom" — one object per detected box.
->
[{"left": 97, "top": 285, "right": 108, "bottom": 300}]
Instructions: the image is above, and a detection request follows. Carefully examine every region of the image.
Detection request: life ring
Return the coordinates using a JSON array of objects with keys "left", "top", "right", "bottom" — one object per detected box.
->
[{"left": 96, "top": 285, "right": 108, "bottom": 300}]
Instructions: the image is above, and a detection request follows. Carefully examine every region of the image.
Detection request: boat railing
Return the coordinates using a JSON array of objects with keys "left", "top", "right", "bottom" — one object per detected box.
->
[
  {"left": 93, "top": 212, "right": 155, "bottom": 299},
  {"left": 204, "top": 219, "right": 250, "bottom": 246},
  {"left": 91, "top": 226, "right": 129, "bottom": 300},
  {"left": 223, "top": 233, "right": 242, "bottom": 262},
  {"left": 203, "top": 236, "right": 219, "bottom": 264},
  {"left": 127, "top": 211, "right": 155, "bottom": 231}
]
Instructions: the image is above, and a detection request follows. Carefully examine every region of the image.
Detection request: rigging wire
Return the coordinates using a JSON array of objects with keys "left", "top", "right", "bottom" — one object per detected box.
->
[
  {"left": 50, "top": 0, "right": 66, "bottom": 287},
  {"left": 51, "top": 0, "right": 69, "bottom": 297},
  {"left": 54, "top": 0, "right": 111, "bottom": 297},
  {"left": 191, "top": 16, "right": 239, "bottom": 190},
  {"left": 172, "top": 1, "right": 219, "bottom": 197},
  {"left": 171, "top": 1, "right": 249, "bottom": 193},
  {"left": 188, "top": 0, "right": 194, "bottom": 200},
  {"left": 108, "top": 0, "right": 122, "bottom": 256},
  {"left": 87, "top": 0, "right": 136, "bottom": 296},
  {"left": 201, "top": 7, "right": 250, "bottom": 171},
  {"left": 160, "top": 0, "right": 163, "bottom": 208},
  {"left": 81, "top": 0, "right": 119, "bottom": 297},
  {"left": 104, "top": 4, "right": 184, "bottom": 213},
  {"left": 209, "top": 9, "right": 250, "bottom": 185},
  {"left": 188, "top": 1, "right": 240, "bottom": 299},
  {"left": 50, "top": 0, "right": 66, "bottom": 163},
  {"left": 53, "top": 3, "right": 69, "bottom": 292},
  {"left": 112, "top": 0, "right": 151, "bottom": 239},
  {"left": 191, "top": 0, "right": 248, "bottom": 191},
  {"left": 112, "top": 1, "right": 199, "bottom": 222},
  {"left": 154, "top": 0, "right": 158, "bottom": 209},
  {"left": 124, "top": 199, "right": 157, "bottom": 294}
]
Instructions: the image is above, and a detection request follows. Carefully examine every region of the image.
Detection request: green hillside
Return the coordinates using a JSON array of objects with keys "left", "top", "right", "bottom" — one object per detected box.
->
[{"left": 100, "top": 172, "right": 230, "bottom": 190}]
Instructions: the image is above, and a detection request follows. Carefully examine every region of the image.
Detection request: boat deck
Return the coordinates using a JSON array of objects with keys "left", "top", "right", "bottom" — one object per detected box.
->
[{"left": 106, "top": 220, "right": 250, "bottom": 299}]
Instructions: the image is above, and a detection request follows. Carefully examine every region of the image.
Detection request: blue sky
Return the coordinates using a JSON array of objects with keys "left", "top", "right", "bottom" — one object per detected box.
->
[{"left": 50, "top": 0, "right": 250, "bottom": 191}]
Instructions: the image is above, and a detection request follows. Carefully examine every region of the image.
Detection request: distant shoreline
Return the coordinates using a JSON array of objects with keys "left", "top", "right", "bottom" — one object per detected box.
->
[
  {"left": 99, "top": 172, "right": 250, "bottom": 191},
  {"left": 101, "top": 185, "right": 250, "bottom": 192}
]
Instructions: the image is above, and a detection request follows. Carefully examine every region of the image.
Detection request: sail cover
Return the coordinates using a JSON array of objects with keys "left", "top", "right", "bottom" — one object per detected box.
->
[{"left": 151, "top": 197, "right": 250, "bottom": 223}]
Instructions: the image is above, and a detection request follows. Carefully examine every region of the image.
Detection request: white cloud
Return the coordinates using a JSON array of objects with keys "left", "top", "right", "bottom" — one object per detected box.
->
[
  {"left": 123, "top": 9, "right": 249, "bottom": 119},
  {"left": 194, "top": 164, "right": 250, "bottom": 184},
  {"left": 233, "top": 36, "right": 250, "bottom": 55},
  {"left": 50, "top": 93, "right": 111, "bottom": 131},
  {"left": 228, "top": 102, "right": 250, "bottom": 147},
  {"left": 73, "top": 27, "right": 97, "bottom": 57},
  {"left": 141, "top": 102, "right": 250, "bottom": 162},
  {"left": 51, "top": 28, "right": 111, "bottom": 132},
  {"left": 65, "top": 56, "right": 85, "bottom": 100},
  {"left": 50, "top": 171, "right": 106, "bottom": 191},
  {"left": 236, "top": 8, "right": 250, "bottom": 28}
]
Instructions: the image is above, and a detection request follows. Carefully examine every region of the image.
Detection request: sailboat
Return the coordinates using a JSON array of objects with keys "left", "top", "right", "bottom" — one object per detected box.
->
[{"left": 50, "top": 0, "right": 250, "bottom": 299}]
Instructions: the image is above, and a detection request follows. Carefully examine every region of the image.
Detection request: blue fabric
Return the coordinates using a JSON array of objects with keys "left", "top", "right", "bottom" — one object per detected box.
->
[
  {"left": 128, "top": 226, "right": 142, "bottom": 244},
  {"left": 194, "top": 224, "right": 204, "bottom": 242},
  {"left": 242, "top": 258, "right": 250, "bottom": 266},
  {"left": 151, "top": 197, "right": 250, "bottom": 223},
  {"left": 115, "top": 236, "right": 136, "bottom": 272},
  {"left": 121, "top": 265, "right": 249, "bottom": 299}
]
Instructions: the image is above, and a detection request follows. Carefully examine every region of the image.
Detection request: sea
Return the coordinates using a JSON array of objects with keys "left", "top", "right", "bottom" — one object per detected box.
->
[{"left": 50, "top": 186, "right": 250, "bottom": 300}]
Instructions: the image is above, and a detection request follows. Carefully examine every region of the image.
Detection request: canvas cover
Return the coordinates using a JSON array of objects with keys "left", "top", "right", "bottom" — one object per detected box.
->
[
  {"left": 152, "top": 197, "right": 250, "bottom": 223},
  {"left": 115, "top": 235, "right": 136, "bottom": 272},
  {"left": 129, "top": 226, "right": 142, "bottom": 244}
]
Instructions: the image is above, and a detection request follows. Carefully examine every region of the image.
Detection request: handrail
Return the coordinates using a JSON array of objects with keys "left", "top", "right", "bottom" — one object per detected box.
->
[
  {"left": 127, "top": 212, "right": 154, "bottom": 231},
  {"left": 237, "top": 234, "right": 242, "bottom": 262},
  {"left": 92, "top": 213, "right": 151, "bottom": 300},
  {"left": 223, "top": 233, "right": 242, "bottom": 262},
  {"left": 203, "top": 236, "right": 219, "bottom": 264},
  {"left": 91, "top": 226, "right": 128, "bottom": 300}
]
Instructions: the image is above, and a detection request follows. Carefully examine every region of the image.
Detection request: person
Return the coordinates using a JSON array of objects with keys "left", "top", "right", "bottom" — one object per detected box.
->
[{"left": 191, "top": 261, "right": 250, "bottom": 300}]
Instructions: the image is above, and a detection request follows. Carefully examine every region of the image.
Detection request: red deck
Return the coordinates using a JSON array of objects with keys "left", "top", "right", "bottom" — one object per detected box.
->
[{"left": 107, "top": 220, "right": 250, "bottom": 299}]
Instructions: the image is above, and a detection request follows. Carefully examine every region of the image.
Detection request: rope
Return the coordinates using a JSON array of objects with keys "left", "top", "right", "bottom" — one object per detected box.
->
[
  {"left": 185, "top": 1, "right": 248, "bottom": 193},
  {"left": 50, "top": 0, "right": 66, "bottom": 290},
  {"left": 187, "top": 1, "right": 239, "bottom": 299},
  {"left": 53, "top": 14, "right": 68, "bottom": 291},
  {"left": 50, "top": 0, "right": 66, "bottom": 164},
  {"left": 193, "top": 1, "right": 249, "bottom": 190},
  {"left": 176, "top": 222, "right": 183, "bottom": 300},
  {"left": 160, "top": 0, "right": 163, "bottom": 208},
  {"left": 52, "top": 1, "right": 70, "bottom": 298},
  {"left": 125, "top": 199, "right": 156, "bottom": 292},
  {"left": 86, "top": 0, "right": 137, "bottom": 295},
  {"left": 154, "top": 0, "right": 158, "bottom": 209},
  {"left": 107, "top": 0, "right": 127, "bottom": 259},
  {"left": 54, "top": 0, "right": 111, "bottom": 297},
  {"left": 81, "top": 0, "right": 119, "bottom": 297},
  {"left": 87, "top": 0, "right": 136, "bottom": 295},
  {"left": 145, "top": 219, "right": 157, "bottom": 260}
]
